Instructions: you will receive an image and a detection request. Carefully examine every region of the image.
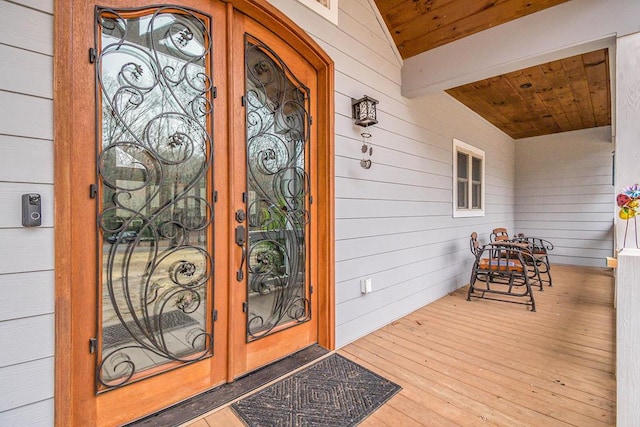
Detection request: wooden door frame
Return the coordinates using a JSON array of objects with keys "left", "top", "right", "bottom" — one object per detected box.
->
[{"left": 54, "top": 0, "right": 334, "bottom": 425}]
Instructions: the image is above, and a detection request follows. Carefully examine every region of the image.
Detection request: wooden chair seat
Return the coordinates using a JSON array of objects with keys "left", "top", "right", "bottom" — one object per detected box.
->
[{"left": 478, "top": 258, "right": 524, "bottom": 272}]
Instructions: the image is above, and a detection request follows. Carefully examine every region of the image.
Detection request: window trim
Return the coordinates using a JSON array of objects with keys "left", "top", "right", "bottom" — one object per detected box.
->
[
  {"left": 453, "top": 138, "right": 485, "bottom": 218},
  {"left": 296, "top": 0, "right": 338, "bottom": 25}
]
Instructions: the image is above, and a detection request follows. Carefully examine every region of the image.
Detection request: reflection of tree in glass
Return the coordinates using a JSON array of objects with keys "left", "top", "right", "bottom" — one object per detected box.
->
[
  {"left": 95, "top": 8, "right": 215, "bottom": 391},
  {"left": 99, "top": 36, "right": 211, "bottom": 234},
  {"left": 244, "top": 39, "right": 312, "bottom": 339}
]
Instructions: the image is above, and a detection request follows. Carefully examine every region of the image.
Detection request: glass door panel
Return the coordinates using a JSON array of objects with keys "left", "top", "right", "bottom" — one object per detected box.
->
[
  {"left": 244, "top": 36, "right": 312, "bottom": 341},
  {"left": 96, "top": 6, "right": 215, "bottom": 391},
  {"left": 64, "top": 1, "right": 328, "bottom": 423}
]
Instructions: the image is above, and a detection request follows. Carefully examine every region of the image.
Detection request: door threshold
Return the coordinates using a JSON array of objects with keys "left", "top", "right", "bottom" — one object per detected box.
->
[{"left": 124, "top": 344, "right": 330, "bottom": 427}]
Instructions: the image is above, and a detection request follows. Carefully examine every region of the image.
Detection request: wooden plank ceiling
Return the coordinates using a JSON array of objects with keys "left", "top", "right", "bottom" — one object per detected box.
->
[
  {"left": 446, "top": 49, "right": 611, "bottom": 139},
  {"left": 375, "top": 0, "right": 571, "bottom": 60},
  {"left": 374, "top": 0, "right": 612, "bottom": 139}
]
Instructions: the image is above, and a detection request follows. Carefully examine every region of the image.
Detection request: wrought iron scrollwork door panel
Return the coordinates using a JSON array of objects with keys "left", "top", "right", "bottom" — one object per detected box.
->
[
  {"left": 95, "top": 6, "right": 215, "bottom": 391},
  {"left": 243, "top": 36, "right": 312, "bottom": 341}
]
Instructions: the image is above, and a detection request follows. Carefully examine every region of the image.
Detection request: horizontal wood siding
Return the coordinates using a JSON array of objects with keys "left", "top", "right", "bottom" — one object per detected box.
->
[
  {"left": 0, "top": 358, "right": 54, "bottom": 413},
  {"left": 0, "top": 0, "right": 55, "bottom": 424},
  {"left": 0, "top": 315, "right": 54, "bottom": 367},
  {"left": 0, "top": 271, "right": 54, "bottom": 322},
  {"left": 0, "top": 399, "right": 53, "bottom": 427},
  {"left": 268, "top": 0, "right": 516, "bottom": 347},
  {"left": 515, "top": 126, "right": 614, "bottom": 267}
]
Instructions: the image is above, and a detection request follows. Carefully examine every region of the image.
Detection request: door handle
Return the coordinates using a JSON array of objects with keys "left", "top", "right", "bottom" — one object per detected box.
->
[
  {"left": 235, "top": 224, "right": 246, "bottom": 246},
  {"left": 236, "top": 225, "right": 246, "bottom": 281}
]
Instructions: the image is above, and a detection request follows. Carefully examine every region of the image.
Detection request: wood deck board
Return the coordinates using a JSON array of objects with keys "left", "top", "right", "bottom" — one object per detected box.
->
[
  {"left": 429, "top": 288, "right": 615, "bottom": 336},
  {"left": 202, "top": 407, "right": 244, "bottom": 426},
  {"left": 361, "top": 329, "right": 612, "bottom": 425},
  {"left": 417, "top": 303, "right": 613, "bottom": 357},
  {"left": 184, "top": 265, "right": 615, "bottom": 426},
  {"left": 392, "top": 304, "right": 616, "bottom": 389},
  {"left": 351, "top": 265, "right": 616, "bottom": 426},
  {"left": 420, "top": 306, "right": 615, "bottom": 365},
  {"left": 344, "top": 342, "right": 539, "bottom": 427},
  {"left": 399, "top": 312, "right": 615, "bottom": 383},
  {"left": 418, "top": 304, "right": 615, "bottom": 371},
  {"left": 373, "top": 324, "right": 614, "bottom": 416}
]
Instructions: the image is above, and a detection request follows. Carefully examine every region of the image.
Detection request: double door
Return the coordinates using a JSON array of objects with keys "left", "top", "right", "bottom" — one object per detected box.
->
[{"left": 66, "top": 1, "right": 320, "bottom": 424}]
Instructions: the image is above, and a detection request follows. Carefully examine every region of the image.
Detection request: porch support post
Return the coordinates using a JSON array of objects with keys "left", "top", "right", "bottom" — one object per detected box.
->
[
  {"left": 615, "top": 30, "right": 640, "bottom": 427},
  {"left": 616, "top": 249, "right": 640, "bottom": 427},
  {"left": 615, "top": 31, "right": 640, "bottom": 251}
]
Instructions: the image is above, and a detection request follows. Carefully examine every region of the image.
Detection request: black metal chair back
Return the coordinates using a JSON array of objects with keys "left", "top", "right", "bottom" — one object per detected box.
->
[
  {"left": 467, "top": 241, "right": 537, "bottom": 311},
  {"left": 514, "top": 233, "right": 554, "bottom": 287}
]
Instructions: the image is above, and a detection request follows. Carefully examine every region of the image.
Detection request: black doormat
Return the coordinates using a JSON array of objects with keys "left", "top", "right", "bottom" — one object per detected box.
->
[{"left": 231, "top": 353, "right": 401, "bottom": 427}]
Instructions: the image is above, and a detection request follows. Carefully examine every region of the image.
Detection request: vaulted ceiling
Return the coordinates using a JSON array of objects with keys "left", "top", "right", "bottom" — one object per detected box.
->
[{"left": 373, "top": 0, "right": 612, "bottom": 139}]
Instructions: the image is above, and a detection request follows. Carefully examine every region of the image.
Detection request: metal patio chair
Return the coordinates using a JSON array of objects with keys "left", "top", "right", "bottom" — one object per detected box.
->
[
  {"left": 489, "top": 228, "right": 553, "bottom": 289},
  {"left": 468, "top": 232, "right": 537, "bottom": 311},
  {"left": 514, "top": 233, "right": 554, "bottom": 287}
]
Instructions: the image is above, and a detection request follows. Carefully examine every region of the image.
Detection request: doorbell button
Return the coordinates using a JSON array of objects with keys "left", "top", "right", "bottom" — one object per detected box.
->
[{"left": 22, "top": 193, "right": 42, "bottom": 227}]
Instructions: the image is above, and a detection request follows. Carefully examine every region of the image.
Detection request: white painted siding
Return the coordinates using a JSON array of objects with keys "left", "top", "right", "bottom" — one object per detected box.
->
[
  {"left": 514, "top": 127, "right": 614, "bottom": 267},
  {"left": 617, "top": 249, "right": 640, "bottom": 426},
  {"left": 615, "top": 30, "right": 640, "bottom": 427},
  {"left": 616, "top": 31, "right": 640, "bottom": 251},
  {"left": 268, "top": 0, "right": 516, "bottom": 347},
  {"left": 0, "top": 0, "right": 55, "bottom": 424}
]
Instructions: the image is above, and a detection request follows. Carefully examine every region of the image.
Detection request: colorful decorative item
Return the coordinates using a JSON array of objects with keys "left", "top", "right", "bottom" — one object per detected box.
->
[{"left": 617, "top": 183, "right": 640, "bottom": 248}]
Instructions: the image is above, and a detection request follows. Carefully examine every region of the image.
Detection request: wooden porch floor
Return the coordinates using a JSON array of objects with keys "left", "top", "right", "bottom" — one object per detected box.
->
[{"left": 185, "top": 265, "right": 616, "bottom": 426}]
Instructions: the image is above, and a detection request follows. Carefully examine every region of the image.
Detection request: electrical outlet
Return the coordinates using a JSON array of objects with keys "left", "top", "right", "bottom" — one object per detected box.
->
[{"left": 361, "top": 278, "right": 372, "bottom": 294}]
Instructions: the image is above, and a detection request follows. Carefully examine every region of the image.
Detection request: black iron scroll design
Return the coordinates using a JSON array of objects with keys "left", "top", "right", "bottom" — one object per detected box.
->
[
  {"left": 244, "top": 36, "right": 312, "bottom": 340},
  {"left": 95, "top": 7, "right": 214, "bottom": 391}
]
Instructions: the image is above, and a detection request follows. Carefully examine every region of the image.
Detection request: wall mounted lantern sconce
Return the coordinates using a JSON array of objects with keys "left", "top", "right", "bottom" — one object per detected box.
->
[{"left": 351, "top": 95, "right": 378, "bottom": 169}]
